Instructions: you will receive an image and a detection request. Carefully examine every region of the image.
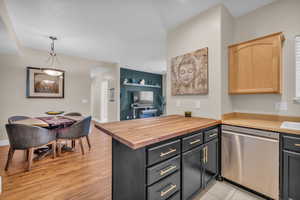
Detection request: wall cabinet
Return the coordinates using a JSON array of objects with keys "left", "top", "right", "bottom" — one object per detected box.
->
[{"left": 228, "top": 32, "right": 284, "bottom": 94}]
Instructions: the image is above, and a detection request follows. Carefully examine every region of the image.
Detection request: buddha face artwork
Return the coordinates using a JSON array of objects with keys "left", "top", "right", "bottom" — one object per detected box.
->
[{"left": 171, "top": 47, "right": 208, "bottom": 95}]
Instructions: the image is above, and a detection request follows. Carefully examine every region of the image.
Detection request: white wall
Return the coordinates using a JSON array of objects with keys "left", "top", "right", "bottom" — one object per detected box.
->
[
  {"left": 220, "top": 6, "right": 234, "bottom": 115},
  {"left": 166, "top": 5, "right": 223, "bottom": 119},
  {"left": 0, "top": 48, "right": 116, "bottom": 140},
  {"left": 232, "top": 0, "right": 300, "bottom": 116},
  {"left": 91, "top": 64, "right": 120, "bottom": 122}
]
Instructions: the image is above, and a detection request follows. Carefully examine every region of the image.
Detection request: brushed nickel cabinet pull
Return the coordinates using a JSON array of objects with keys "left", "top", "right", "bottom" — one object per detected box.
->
[
  {"left": 209, "top": 133, "right": 218, "bottom": 138},
  {"left": 202, "top": 147, "right": 206, "bottom": 163},
  {"left": 160, "top": 149, "right": 176, "bottom": 157},
  {"left": 190, "top": 139, "right": 201, "bottom": 145},
  {"left": 160, "top": 184, "right": 177, "bottom": 197},
  {"left": 294, "top": 144, "right": 300, "bottom": 147},
  {"left": 160, "top": 165, "right": 177, "bottom": 176}
]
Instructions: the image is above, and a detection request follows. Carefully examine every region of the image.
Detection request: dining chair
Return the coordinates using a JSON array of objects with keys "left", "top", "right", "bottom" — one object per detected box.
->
[
  {"left": 57, "top": 116, "right": 92, "bottom": 156},
  {"left": 5, "top": 124, "right": 57, "bottom": 171},
  {"left": 64, "top": 112, "right": 82, "bottom": 116},
  {"left": 8, "top": 116, "right": 31, "bottom": 124},
  {"left": 8, "top": 116, "right": 32, "bottom": 160}
]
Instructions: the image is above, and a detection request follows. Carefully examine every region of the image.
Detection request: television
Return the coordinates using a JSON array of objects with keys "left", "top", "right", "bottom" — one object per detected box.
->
[{"left": 133, "top": 91, "right": 154, "bottom": 105}]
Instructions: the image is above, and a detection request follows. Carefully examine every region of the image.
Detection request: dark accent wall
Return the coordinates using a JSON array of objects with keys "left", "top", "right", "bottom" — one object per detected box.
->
[{"left": 120, "top": 68, "right": 163, "bottom": 120}]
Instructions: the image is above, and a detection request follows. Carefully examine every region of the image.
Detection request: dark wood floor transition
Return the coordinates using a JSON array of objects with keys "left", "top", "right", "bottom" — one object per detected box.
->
[{"left": 0, "top": 123, "right": 112, "bottom": 200}]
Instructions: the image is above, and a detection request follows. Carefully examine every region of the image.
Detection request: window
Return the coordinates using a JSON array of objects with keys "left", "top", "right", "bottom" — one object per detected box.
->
[{"left": 296, "top": 36, "right": 300, "bottom": 101}]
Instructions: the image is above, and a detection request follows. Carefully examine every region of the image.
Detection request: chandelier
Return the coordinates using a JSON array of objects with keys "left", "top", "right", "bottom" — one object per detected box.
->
[{"left": 43, "top": 36, "right": 63, "bottom": 76}]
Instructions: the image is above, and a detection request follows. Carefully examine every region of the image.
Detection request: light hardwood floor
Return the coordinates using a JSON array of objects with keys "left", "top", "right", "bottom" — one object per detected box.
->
[
  {"left": 0, "top": 124, "right": 264, "bottom": 200},
  {"left": 0, "top": 124, "right": 112, "bottom": 200}
]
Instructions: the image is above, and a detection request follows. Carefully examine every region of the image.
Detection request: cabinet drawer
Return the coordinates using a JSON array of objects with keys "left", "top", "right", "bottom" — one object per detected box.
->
[
  {"left": 168, "top": 192, "right": 180, "bottom": 200},
  {"left": 147, "top": 155, "right": 180, "bottom": 186},
  {"left": 148, "top": 140, "right": 181, "bottom": 166},
  {"left": 283, "top": 136, "right": 300, "bottom": 153},
  {"left": 147, "top": 171, "right": 180, "bottom": 200},
  {"left": 182, "top": 132, "right": 203, "bottom": 152},
  {"left": 204, "top": 128, "right": 218, "bottom": 142}
]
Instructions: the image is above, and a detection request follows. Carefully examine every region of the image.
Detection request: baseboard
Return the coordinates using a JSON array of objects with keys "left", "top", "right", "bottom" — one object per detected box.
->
[{"left": 0, "top": 139, "right": 9, "bottom": 147}]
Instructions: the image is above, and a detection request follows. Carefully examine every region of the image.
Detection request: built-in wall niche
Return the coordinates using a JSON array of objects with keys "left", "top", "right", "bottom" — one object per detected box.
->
[{"left": 120, "top": 68, "right": 163, "bottom": 120}]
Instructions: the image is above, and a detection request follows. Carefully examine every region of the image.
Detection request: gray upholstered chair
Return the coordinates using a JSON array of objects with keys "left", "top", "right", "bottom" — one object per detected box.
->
[
  {"left": 8, "top": 116, "right": 31, "bottom": 124},
  {"left": 5, "top": 124, "right": 57, "bottom": 171},
  {"left": 64, "top": 112, "right": 82, "bottom": 116},
  {"left": 57, "top": 116, "right": 92, "bottom": 156}
]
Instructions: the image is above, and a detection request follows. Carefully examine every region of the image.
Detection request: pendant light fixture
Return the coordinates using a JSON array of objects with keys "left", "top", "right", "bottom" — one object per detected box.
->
[{"left": 43, "top": 36, "right": 63, "bottom": 76}]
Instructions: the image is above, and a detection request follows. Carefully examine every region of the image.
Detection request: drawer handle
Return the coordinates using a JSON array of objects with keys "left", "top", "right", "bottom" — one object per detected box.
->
[
  {"left": 295, "top": 144, "right": 300, "bottom": 147},
  {"left": 190, "top": 139, "right": 201, "bottom": 145},
  {"left": 160, "top": 149, "right": 176, "bottom": 157},
  {"left": 209, "top": 133, "right": 218, "bottom": 138},
  {"left": 160, "top": 184, "right": 177, "bottom": 197},
  {"left": 160, "top": 165, "right": 177, "bottom": 176}
]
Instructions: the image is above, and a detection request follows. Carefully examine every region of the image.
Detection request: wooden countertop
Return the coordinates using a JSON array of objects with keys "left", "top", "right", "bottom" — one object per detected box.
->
[
  {"left": 95, "top": 115, "right": 220, "bottom": 149},
  {"left": 222, "top": 112, "right": 300, "bottom": 135}
]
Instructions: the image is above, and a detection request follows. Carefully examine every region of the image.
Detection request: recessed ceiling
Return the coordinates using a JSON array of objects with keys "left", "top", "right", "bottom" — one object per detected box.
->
[{"left": 3, "top": 0, "right": 277, "bottom": 73}]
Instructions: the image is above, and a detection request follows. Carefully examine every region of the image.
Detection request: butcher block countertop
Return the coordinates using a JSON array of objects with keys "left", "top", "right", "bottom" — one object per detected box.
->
[
  {"left": 222, "top": 112, "right": 300, "bottom": 136},
  {"left": 95, "top": 115, "right": 220, "bottom": 149}
]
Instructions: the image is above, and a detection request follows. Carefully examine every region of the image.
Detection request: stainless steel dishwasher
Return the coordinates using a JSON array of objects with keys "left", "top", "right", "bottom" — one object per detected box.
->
[{"left": 221, "top": 125, "right": 279, "bottom": 200}]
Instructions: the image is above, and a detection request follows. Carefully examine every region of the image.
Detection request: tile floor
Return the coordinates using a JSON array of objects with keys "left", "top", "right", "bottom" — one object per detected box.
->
[{"left": 193, "top": 181, "right": 265, "bottom": 200}]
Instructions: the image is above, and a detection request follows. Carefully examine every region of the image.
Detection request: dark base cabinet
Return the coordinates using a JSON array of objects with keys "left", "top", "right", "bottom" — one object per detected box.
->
[
  {"left": 112, "top": 126, "right": 220, "bottom": 200},
  {"left": 182, "top": 146, "right": 203, "bottom": 200},
  {"left": 283, "top": 150, "right": 300, "bottom": 200},
  {"left": 203, "top": 139, "right": 219, "bottom": 187}
]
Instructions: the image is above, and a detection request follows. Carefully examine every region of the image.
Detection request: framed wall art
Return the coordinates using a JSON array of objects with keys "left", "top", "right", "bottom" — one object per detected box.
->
[
  {"left": 171, "top": 47, "right": 208, "bottom": 95},
  {"left": 26, "top": 67, "right": 65, "bottom": 98}
]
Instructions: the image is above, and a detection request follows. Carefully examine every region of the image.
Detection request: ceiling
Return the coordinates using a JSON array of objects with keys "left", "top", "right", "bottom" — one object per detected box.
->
[
  {"left": 2, "top": 0, "right": 277, "bottom": 73},
  {"left": 0, "top": 18, "right": 17, "bottom": 54}
]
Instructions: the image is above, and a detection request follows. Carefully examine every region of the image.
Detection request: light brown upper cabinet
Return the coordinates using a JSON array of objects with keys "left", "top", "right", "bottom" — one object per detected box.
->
[{"left": 229, "top": 32, "right": 285, "bottom": 94}]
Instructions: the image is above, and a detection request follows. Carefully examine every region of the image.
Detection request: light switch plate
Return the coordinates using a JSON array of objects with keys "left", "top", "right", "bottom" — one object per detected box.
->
[{"left": 276, "top": 102, "right": 288, "bottom": 111}]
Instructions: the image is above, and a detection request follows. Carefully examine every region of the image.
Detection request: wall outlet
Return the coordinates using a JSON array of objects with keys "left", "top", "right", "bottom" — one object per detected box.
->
[
  {"left": 276, "top": 102, "right": 288, "bottom": 111},
  {"left": 176, "top": 100, "right": 181, "bottom": 107},
  {"left": 195, "top": 101, "right": 201, "bottom": 109},
  {"left": 81, "top": 99, "right": 88, "bottom": 104}
]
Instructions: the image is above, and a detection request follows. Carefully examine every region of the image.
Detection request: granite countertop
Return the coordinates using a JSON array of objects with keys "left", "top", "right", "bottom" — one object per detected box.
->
[
  {"left": 95, "top": 115, "right": 220, "bottom": 149},
  {"left": 222, "top": 112, "right": 300, "bottom": 135}
]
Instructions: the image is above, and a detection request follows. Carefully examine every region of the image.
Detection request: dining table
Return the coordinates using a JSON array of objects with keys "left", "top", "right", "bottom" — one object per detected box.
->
[{"left": 11, "top": 115, "right": 85, "bottom": 160}]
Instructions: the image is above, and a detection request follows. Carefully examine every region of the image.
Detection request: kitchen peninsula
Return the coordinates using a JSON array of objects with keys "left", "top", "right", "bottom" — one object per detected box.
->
[{"left": 95, "top": 115, "right": 221, "bottom": 200}]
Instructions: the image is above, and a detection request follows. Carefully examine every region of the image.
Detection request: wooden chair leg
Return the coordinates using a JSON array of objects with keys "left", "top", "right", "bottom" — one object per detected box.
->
[
  {"left": 72, "top": 140, "right": 76, "bottom": 149},
  {"left": 5, "top": 147, "right": 15, "bottom": 171},
  {"left": 57, "top": 142, "right": 62, "bottom": 156},
  {"left": 86, "top": 136, "right": 91, "bottom": 151},
  {"left": 27, "top": 148, "right": 34, "bottom": 171},
  {"left": 52, "top": 141, "right": 56, "bottom": 159},
  {"left": 79, "top": 138, "right": 85, "bottom": 155}
]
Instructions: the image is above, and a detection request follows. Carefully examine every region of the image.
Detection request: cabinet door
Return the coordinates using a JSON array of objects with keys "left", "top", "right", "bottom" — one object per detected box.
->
[
  {"left": 283, "top": 150, "right": 300, "bottom": 200},
  {"left": 182, "top": 146, "right": 203, "bottom": 200},
  {"left": 229, "top": 32, "right": 283, "bottom": 94},
  {"left": 203, "top": 139, "right": 218, "bottom": 187}
]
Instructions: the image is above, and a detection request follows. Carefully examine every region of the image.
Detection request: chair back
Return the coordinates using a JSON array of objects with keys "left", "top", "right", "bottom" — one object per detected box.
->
[
  {"left": 5, "top": 124, "right": 56, "bottom": 149},
  {"left": 64, "top": 112, "right": 82, "bottom": 116},
  {"left": 8, "top": 116, "right": 31, "bottom": 124},
  {"left": 57, "top": 116, "right": 91, "bottom": 139}
]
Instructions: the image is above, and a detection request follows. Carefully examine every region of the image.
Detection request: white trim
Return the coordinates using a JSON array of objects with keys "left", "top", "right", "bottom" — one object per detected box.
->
[{"left": 0, "top": 139, "right": 9, "bottom": 147}]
